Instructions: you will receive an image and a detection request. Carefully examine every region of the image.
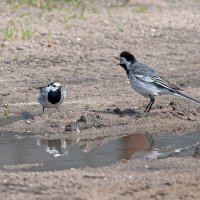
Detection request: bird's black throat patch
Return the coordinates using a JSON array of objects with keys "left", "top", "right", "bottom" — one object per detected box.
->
[
  {"left": 120, "top": 64, "right": 129, "bottom": 76},
  {"left": 48, "top": 90, "right": 62, "bottom": 104}
]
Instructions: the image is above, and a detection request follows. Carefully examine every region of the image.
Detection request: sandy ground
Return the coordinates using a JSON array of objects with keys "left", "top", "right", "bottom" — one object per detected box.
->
[{"left": 0, "top": 0, "right": 200, "bottom": 199}]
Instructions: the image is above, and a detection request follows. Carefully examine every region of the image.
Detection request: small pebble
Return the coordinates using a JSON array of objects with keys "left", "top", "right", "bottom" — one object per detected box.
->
[
  {"left": 17, "top": 46, "right": 25, "bottom": 50},
  {"left": 25, "top": 120, "right": 31, "bottom": 124}
]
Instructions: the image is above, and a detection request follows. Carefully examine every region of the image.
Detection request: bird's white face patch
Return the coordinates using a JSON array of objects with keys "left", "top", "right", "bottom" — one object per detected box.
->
[
  {"left": 120, "top": 57, "right": 132, "bottom": 70},
  {"left": 53, "top": 82, "right": 61, "bottom": 88},
  {"left": 47, "top": 82, "right": 61, "bottom": 92},
  {"left": 120, "top": 57, "right": 127, "bottom": 64}
]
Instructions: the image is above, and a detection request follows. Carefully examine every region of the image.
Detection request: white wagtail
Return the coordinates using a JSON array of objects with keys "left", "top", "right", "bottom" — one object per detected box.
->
[
  {"left": 115, "top": 51, "right": 200, "bottom": 112},
  {"left": 37, "top": 82, "right": 66, "bottom": 114}
]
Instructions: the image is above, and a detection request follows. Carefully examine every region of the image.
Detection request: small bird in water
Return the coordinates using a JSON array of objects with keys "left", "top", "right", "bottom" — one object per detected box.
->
[
  {"left": 115, "top": 51, "right": 200, "bottom": 112},
  {"left": 37, "top": 82, "right": 66, "bottom": 114}
]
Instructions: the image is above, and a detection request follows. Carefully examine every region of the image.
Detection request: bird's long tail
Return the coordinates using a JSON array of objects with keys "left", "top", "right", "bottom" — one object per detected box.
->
[{"left": 174, "top": 91, "right": 200, "bottom": 106}]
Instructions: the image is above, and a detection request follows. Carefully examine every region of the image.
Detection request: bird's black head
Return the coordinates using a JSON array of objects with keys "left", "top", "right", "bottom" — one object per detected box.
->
[
  {"left": 115, "top": 51, "right": 137, "bottom": 75},
  {"left": 120, "top": 51, "right": 136, "bottom": 63}
]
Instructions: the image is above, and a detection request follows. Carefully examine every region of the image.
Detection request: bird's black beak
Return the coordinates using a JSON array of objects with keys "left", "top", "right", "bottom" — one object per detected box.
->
[
  {"left": 37, "top": 86, "right": 43, "bottom": 90},
  {"left": 114, "top": 57, "right": 120, "bottom": 66},
  {"left": 114, "top": 57, "right": 120, "bottom": 60}
]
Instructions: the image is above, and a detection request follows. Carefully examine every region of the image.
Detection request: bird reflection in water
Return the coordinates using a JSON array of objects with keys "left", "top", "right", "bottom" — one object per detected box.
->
[
  {"left": 118, "top": 133, "right": 154, "bottom": 160},
  {"left": 37, "top": 138, "right": 69, "bottom": 157},
  {"left": 36, "top": 133, "right": 154, "bottom": 161}
]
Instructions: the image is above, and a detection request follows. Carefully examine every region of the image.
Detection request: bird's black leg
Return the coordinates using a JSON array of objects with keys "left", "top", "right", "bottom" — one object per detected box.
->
[
  {"left": 43, "top": 107, "right": 45, "bottom": 114},
  {"left": 144, "top": 100, "right": 152, "bottom": 113},
  {"left": 147, "top": 96, "right": 155, "bottom": 112},
  {"left": 144, "top": 96, "right": 155, "bottom": 113}
]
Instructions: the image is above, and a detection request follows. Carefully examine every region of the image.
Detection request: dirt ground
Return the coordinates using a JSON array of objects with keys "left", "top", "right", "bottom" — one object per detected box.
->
[{"left": 0, "top": 0, "right": 200, "bottom": 199}]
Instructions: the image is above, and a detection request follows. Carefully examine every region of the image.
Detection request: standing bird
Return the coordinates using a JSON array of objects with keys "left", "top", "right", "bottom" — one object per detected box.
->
[
  {"left": 115, "top": 51, "right": 200, "bottom": 113},
  {"left": 37, "top": 82, "right": 66, "bottom": 114}
]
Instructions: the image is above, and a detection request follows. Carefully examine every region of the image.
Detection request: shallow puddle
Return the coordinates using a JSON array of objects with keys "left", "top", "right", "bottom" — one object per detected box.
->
[
  {"left": 0, "top": 116, "right": 21, "bottom": 126},
  {"left": 0, "top": 112, "right": 34, "bottom": 126},
  {"left": 0, "top": 132, "right": 199, "bottom": 171}
]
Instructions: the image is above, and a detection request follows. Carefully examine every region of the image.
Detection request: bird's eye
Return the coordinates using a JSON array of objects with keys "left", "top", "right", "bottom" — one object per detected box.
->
[{"left": 53, "top": 85, "right": 56, "bottom": 87}]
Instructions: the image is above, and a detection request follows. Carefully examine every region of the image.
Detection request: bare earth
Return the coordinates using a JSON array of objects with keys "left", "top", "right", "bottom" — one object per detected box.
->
[{"left": 0, "top": 0, "right": 200, "bottom": 199}]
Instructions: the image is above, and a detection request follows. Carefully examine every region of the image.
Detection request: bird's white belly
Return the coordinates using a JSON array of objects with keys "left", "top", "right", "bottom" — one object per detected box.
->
[{"left": 129, "top": 78, "right": 160, "bottom": 98}]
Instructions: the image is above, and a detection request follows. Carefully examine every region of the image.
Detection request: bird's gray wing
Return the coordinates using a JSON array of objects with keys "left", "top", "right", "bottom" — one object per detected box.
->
[
  {"left": 153, "top": 75, "right": 180, "bottom": 91},
  {"left": 132, "top": 68, "right": 180, "bottom": 91},
  {"left": 61, "top": 90, "right": 67, "bottom": 101},
  {"left": 131, "top": 65, "right": 156, "bottom": 83},
  {"left": 39, "top": 86, "right": 47, "bottom": 94},
  {"left": 133, "top": 73, "right": 154, "bottom": 83},
  {"left": 37, "top": 86, "right": 48, "bottom": 101}
]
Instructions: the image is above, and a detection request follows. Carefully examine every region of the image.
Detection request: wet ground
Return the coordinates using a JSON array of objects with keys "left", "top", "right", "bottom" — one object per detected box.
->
[
  {"left": 0, "top": 131, "right": 200, "bottom": 172},
  {"left": 1, "top": 0, "right": 200, "bottom": 199}
]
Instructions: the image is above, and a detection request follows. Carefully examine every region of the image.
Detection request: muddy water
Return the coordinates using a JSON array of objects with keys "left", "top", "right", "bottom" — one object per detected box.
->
[{"left": 0, "top": 132, "right": 199, "bottom": 171}]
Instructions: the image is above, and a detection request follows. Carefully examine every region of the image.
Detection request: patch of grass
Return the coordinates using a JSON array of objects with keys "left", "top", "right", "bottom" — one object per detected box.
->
[
  {"left": 69, "top": 0, "right": 83, "bottom": 7},
  {"left": 64, "top": 12, "right": 78, "bottom": 29},
  {"left": 7, "top": 0, "right": 83, "bottom": 11},
  {"left": 79, "top": 4, "right": 87, "bottom": 19},
  {"left": 134, "top": 4, "right": 147, "bottom": 13},
  {"left": 2, "top": 104, "right": 11, "bottom": 118},
  {"left": 19, "top": 12, "right": 32, "bottom": 17},
  {"left": 63, "top": 2, "right": 87, "bottom": 28},
  {"left": 65, "top": 12, "right": 78, "bottom": 22},
  {"left": 8, "top": 0, "right": 56, "bottom": 11},
  {"left": 2, "top": 20, "right": 16, "bottom": 39},
  {"left": 2, "top": 20, "right": 33, "bottom": 39},
  {"left": 21, "top": 24, "right": 33, "bottom": 39},
  {"left": 3, "top": 27, "right": 15, "bottom": 39},
  {"left": 117, "top": 26, "right": 124, "bottom": 32}
]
